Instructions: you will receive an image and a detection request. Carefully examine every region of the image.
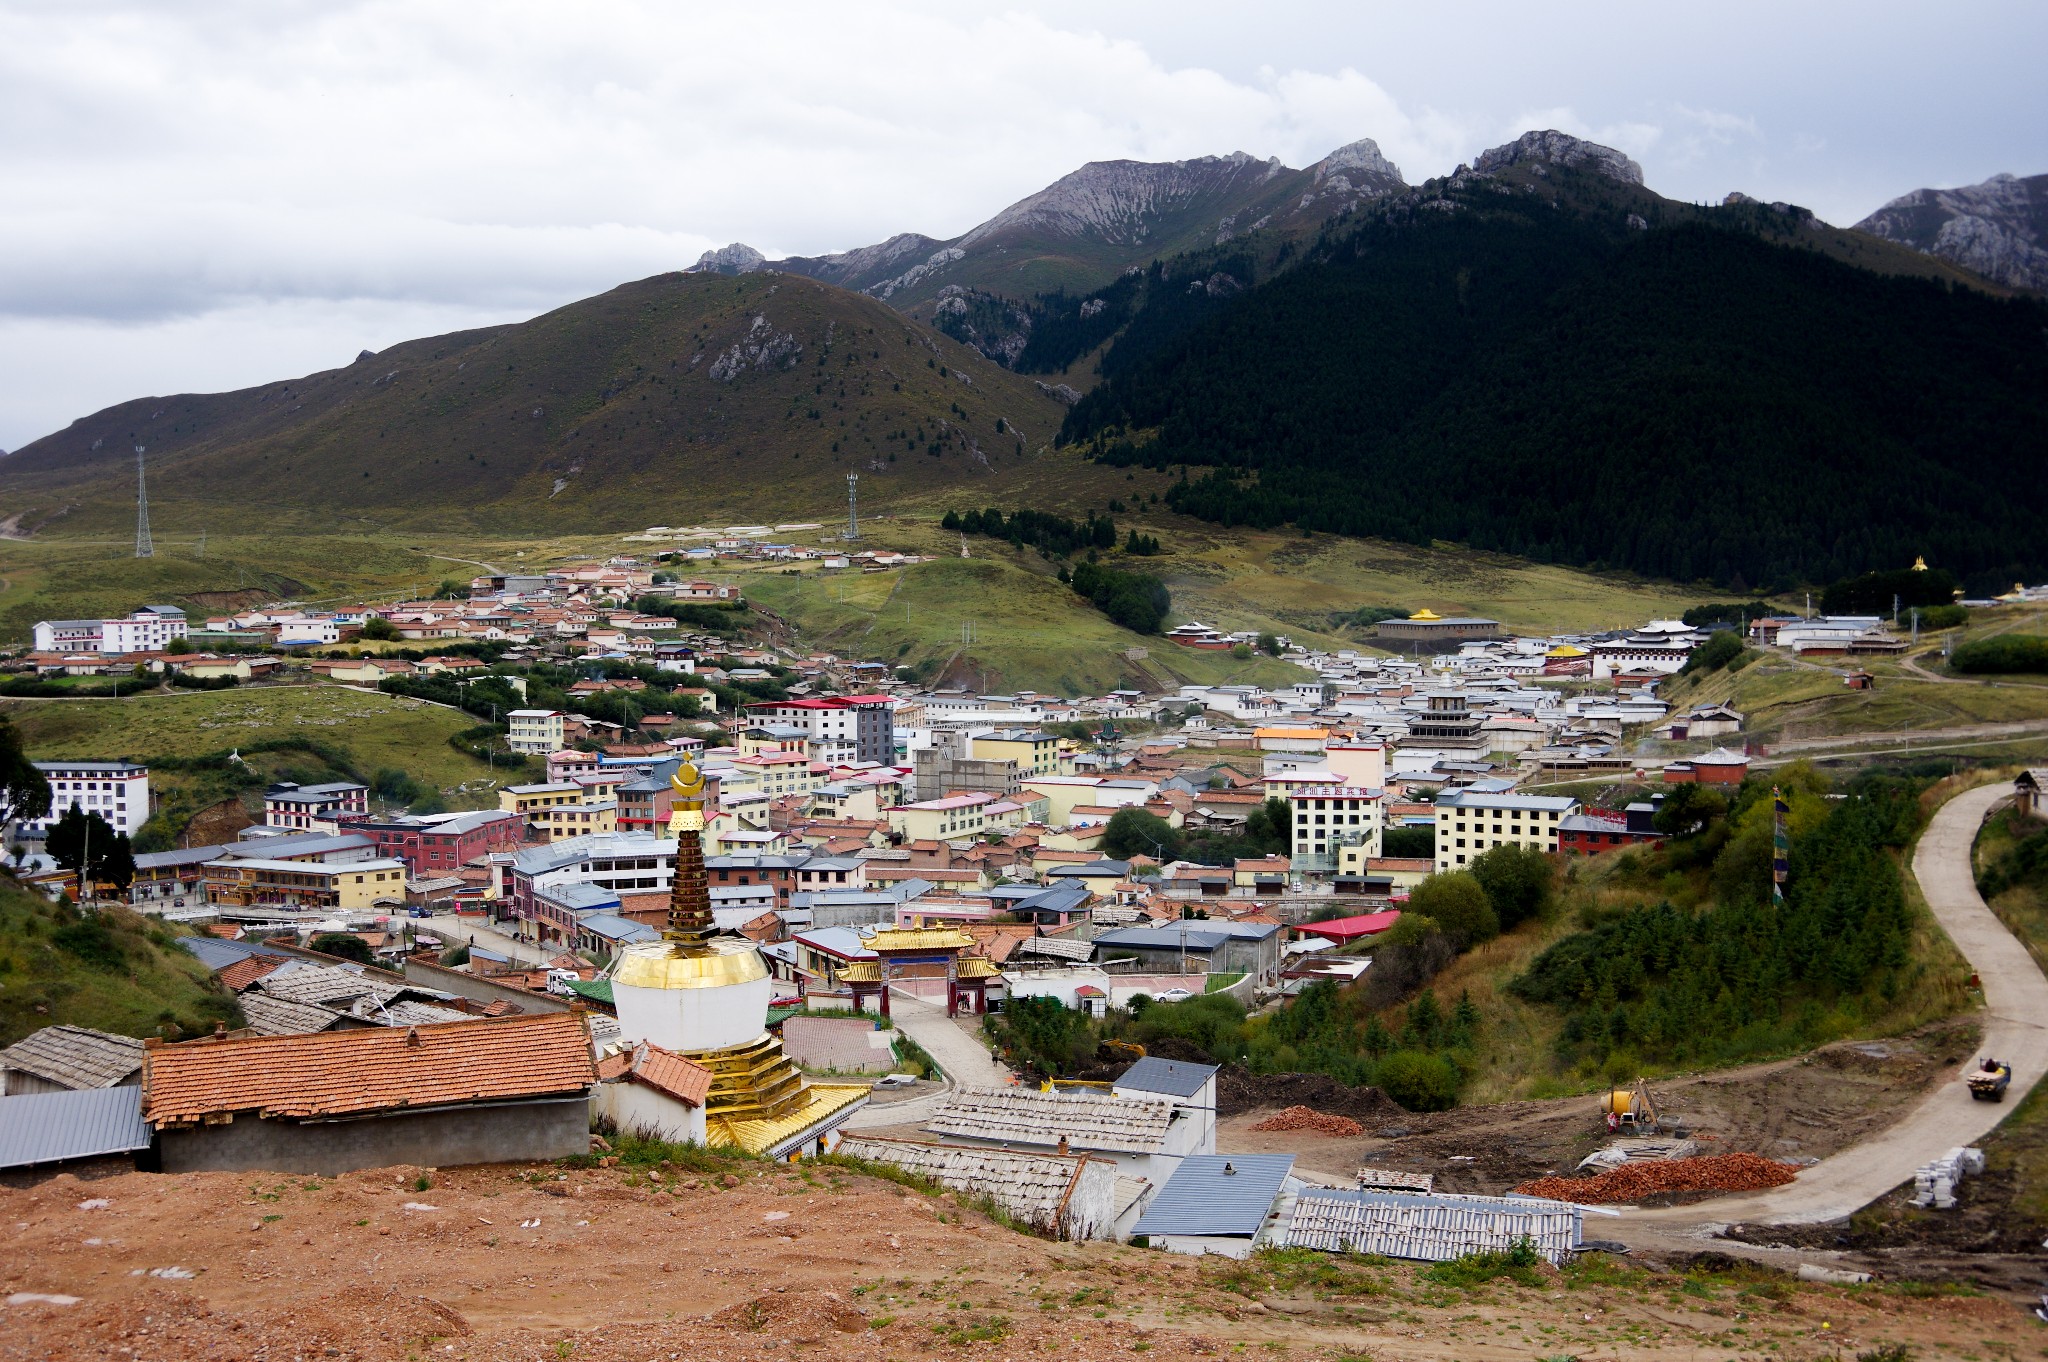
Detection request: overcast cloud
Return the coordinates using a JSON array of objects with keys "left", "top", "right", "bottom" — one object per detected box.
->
[{"left": 2, "top": 0, "right": 2043, "bottom": 450}]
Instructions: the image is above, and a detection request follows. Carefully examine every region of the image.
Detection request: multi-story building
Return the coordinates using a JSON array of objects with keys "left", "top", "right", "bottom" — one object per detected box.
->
[
  {"left": 32, "top": 606, "right": 188, "bottom": 656},
  {"left": 503, "top": 833, "right": 676, "bottom": 927},
  {"left": 507, "top": 709, "right": 566, "bottom": 755},
  {"left": 26, "top": 761, "right": 151, "bottom": 838},
  {"left": 263, "top": 781, "right": 368, "bottom": 832},
  {"left": 535, "top": 800, "right": 618, "bottom": 841},
  {"left": 203, "top": 855, "right": 410, "bottom": 910},
  {"left": 886, "top": 792, "right": 995, "bottom": 842},
  {"left": 968, "top": 729, "right": 1068, "bottom": 778},
  {"left": 1432, "top": 791, "right": 1579, "bottom": 872},
  {"left": 1285, "top": 784, "right": 1384, "bottom": 872},
  {"left": 746, "top": 695, "right": 895, "bottom": 764},
  {"left": 359, "top": 809, "right": 524, "bottom": 876}
]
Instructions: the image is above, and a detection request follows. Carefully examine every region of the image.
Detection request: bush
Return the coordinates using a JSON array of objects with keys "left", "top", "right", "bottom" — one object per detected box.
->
[
  {"left": 1374, "top": 1050, "right": 1461, "bottom": 1112},
  {"left": 1679, "top": 629, "right": 1747, "bottom": 676},
  {"left": 1404, "top": 872, "right": 1498, "bottom": 949},
  {"left": 1381, "top": 825, "right": 1434, "bottom": 859},
  {"left": 1467, "top": 844, "right": 1555, "bottom": 930},
  {"left": 309, "top": 932, "right": 374, "bottom": 965},
  {"left": 1950, "top": 635, "right": 2048, "bottom": 674},
  {"left": 1916, "top": 603, "right": 1968, "bottom": 630}
]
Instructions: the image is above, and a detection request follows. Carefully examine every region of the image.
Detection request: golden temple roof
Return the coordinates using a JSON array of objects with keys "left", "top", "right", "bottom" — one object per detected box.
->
[
  {"left": 865, "top": 927, "right": 977, "bottom": 952},
  {"left": 1406, "top": 608, "right": 1442, "bottom": 621},
  {"left": 706, "top": 1083, "right": 868, "bottom": 1156}
]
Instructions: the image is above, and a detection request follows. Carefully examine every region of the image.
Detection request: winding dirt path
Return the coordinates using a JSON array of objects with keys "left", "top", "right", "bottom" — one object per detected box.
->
[{"left": 1625, "top": 781, "right": 2046, "bottom": 1231}]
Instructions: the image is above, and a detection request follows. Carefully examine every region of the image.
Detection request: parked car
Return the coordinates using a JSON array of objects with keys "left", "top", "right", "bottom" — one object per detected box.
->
[
  {"left": 1155, "top": 987, "right": 1194, "bottom": 1003},
  {"left": 873, "top": 1073, "right": 919, "bottom": 1087}
]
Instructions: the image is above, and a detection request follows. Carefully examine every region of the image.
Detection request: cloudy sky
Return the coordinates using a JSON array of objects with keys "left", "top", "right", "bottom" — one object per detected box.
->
[{"left": 2, "top": 0, "right": 2043, "bottom": 451}]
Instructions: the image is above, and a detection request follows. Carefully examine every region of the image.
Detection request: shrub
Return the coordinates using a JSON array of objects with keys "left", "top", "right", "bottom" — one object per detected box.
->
[
  {"left": 1374, "top": 1051, "right": 1461, "bottom": 1112},
  {"left": 310, "top": 932, "right": 375, "bottom": 965},
  {"left": 1404, "top": 872, "right": 1498, "bottom": 949},
  {"left": 1950, "top": 635, "right": 2048, "bottom": 674}
]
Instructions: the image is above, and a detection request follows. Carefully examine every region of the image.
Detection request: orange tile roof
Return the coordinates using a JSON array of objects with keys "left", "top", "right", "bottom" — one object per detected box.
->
[
  {"left": 142, "top": 1012, "right": 594, "bottom": 1127},
  {"left": 596, "top": 1041, "right": 713, "bottom": 1107},
  {"left": 215, "top": 955, "right": 285, "bottom": 993}
]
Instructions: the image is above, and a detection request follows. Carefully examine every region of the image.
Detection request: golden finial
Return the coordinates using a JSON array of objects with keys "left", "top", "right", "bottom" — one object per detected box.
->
[
  {"left": 1912, "top": 555, "right": 1928, "bottom": 571},
  {"left": 668, "top": 757, "right": 706, "bottom": 832}
]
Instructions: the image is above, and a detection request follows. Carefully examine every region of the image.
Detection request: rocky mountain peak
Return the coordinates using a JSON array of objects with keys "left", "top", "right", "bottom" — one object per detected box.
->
[
  {"left": 1854, "top": 171, "right": 2048, "bottom": 293},
  {"left": 1473, "top": 130, "right": 1644, "bottom": 186},
  {"left": 688, "top": 243, "right": 768, "bottom": 276},
  {"left": 962, "top": 152, "right": 1298, "bottom": 247},
  {"left": 1312, "top": 138, "right": 1403, "bottom": 186}
]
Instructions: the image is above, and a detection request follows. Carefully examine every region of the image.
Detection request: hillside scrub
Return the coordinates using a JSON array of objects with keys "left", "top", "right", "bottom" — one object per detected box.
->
[
  {"left": 1951, "top": 636, "right": 2048, "bottom": 675},
  {"left": 0, "top": 883, "right": 240, "bottom": 1044},
  {"left": 1510, "top": 771, "right": 1931, "bottom": 1073},
  {"left": 1066, "top": 559, "right": 1170, "bottom": 635}
]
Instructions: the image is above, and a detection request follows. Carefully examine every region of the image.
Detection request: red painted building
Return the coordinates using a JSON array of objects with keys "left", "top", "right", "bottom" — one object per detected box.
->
[
  {"left": 359, "top": 810, "right": 525, "bottom": 876},
  {"left": 1559, "top": 804, "right": 1666, "bottom": 855}
]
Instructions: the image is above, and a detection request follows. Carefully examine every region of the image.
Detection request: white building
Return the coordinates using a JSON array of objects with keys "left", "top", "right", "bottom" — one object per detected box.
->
[
  {"left": 1284, "top": 784, "right": 1384, "bottom": 871},
  {"left": 26, "top": 761, "right": 151, "bottom": 837},
  {"left": 32, "top": 606, "right": 188, "bottom": 656},
  {"left": 507, "top": 709, "right": 566, "bottom": 755},
  {"left": 1433, "top": 790, "right": 1579, "bottom": 872},
  {"left": 274, "top": 616, "right": 342, "bottom": 646}
]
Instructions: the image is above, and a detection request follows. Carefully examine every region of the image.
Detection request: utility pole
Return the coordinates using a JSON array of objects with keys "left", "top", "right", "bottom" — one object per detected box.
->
[{"left": 133, "top": 447, "right": 154, "bottom": 558}]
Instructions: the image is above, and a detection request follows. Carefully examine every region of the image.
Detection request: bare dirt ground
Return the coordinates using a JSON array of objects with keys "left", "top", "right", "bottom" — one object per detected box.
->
[
  {"left": 1, "top": 1156, "right": 2038, "bottom": 1362},
  {"left": 1219, "top": 1022, "right": 1979, "bottom": 1196}
]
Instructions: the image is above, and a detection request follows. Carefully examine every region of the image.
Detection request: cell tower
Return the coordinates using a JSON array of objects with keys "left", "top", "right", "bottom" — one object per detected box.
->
[
  {"left": 133, "top": 446, "right": 154, "bottom": 558},
  {"left": 845, "top": 472, "right": 860, "bottom": 541}
]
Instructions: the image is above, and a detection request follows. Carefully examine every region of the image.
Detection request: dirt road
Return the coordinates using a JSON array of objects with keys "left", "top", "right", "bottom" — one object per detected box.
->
[{"left": 1628, "top": 781, "right": 2048, "bottom": 1230}]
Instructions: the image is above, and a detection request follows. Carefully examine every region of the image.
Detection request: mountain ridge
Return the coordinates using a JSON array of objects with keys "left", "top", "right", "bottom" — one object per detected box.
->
[
  {"left": 1855, "top": 171, "right": 2048, "bottom": 292},
  {"left": 690, "top": 138, "right": 1408, "bottom": 309}
]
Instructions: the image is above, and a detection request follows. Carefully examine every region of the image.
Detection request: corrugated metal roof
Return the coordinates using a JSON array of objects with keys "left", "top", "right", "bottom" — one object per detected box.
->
[
  {"left": 1284, "top": 1188, "right": 1581, "bottom": 1264},
  {"left": 1114, "top": 1057, "right": 1219, "bottom": 1100},
  {"left": 1133, "top": 1154, "right": 1294, "bottom": 1238},
  {"left": 179, "top": 936, "right": 294, "bottom": 972},
  {"left": 0, "top": 1086, "right": 151, "bottom": 1169},
  {"left": 837, "top": 1137, "right": 1091, "bottom": 1235},
  {"left": 925, "top": 1086, "right": 1174, "bottom": 1153}
]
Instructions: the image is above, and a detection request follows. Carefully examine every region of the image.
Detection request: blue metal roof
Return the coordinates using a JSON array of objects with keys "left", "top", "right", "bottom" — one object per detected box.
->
[
  {"left": 1114, "top": 1057, "right": 1219, "bottom": 1100},
  {"left": 0, "top": 1086, "right": 150, "bottom": 1169},
  {"left": 578, "top": 914, "right": 659, "bottom": 943},
  {"left": 1133, "top": 1154, "right": 1295, "bottom": 1238}
]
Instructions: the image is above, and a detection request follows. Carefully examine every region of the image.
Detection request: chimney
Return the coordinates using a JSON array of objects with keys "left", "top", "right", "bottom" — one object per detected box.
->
[
  {"left": 1056, "top": 1135, "right": 1070, "bottom": 1156},
  {"left": 1222, "top": 1161, "right": 1237, "bottom": 1175},
  {"left": 405, "top": 1027, "right": 421, "bottom": 1047}
]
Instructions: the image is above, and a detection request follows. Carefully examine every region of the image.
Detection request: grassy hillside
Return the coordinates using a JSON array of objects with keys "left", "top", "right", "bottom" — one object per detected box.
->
[
  {"left": 743, "top": 556, "right": 1307, "bottom": 695},
  {"left": 1662, "top": 619, "right": 2048, "bottom": 744},
  {"left": 0, "top": 272, "right": 1069, "bottom": 538},
  {"left": 5, "top": 686, "right": 505, "bottom": 842},
  {"left": 0, "top": 882, "right": 237, "bottom": 1045}
]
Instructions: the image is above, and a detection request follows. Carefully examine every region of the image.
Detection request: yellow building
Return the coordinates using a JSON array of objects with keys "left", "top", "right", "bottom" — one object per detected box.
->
[
  {"left": 203, "top": 856, "right": 410, "bottom": 910},
  {"left": 886, "top": 793, "right": 995, "bottom": 841},
  {"left": 969, "top": 729, "right": 1066, "bottom": 778},
  {"left": 501, "top": 782, "right": 584, "bottom": 816},
  {"left": 537, "top": 800, "right": 618, "bottom": 841}
]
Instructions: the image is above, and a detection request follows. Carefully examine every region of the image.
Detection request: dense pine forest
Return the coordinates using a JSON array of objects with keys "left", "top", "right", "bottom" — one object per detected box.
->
[{"left": 1055, "top": 174, "right": 2048, "bottom": 593}]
